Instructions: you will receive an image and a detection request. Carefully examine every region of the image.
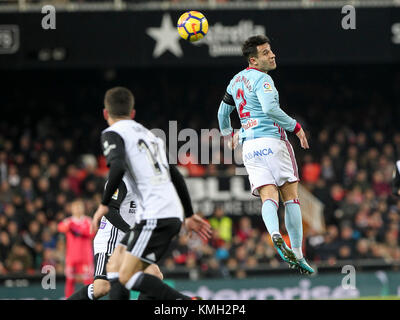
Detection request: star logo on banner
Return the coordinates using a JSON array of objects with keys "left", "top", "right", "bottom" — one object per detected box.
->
[{"left": 146, "top": 14, "right": 183, "bottom": 58}]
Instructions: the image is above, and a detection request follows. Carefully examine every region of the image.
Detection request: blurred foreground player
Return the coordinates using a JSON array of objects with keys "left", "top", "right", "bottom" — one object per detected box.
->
[
  {"left": 67, "top": 177, "right": 162, "bottom": 300},
  {"left": 91, "top": 87, "right": 212, "bottom": 299},
  {"left": 217, "top": 35, "right": 313, "bottom": 274},
  {"left": 58, "top": 199, "right": 95, "bottom": 298}
]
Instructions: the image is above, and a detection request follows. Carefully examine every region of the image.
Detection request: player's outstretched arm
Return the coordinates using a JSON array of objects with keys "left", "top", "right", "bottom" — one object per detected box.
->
[
  {"left": 184, "top": 214, "right": 212, "bottom": 242},
  {"left": 169, "top": 164, "right": 195, "bottom": 218},
  {"left": 91, "top": 131, "right": 127, "bottom": 234}
]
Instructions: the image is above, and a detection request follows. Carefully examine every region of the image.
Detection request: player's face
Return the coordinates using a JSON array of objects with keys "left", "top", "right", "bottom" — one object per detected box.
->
[
  {"left": 255, "top": 43, "right": 276, "bottom": 72},
  {"left": 71, "top": 201, "right": 85, "bottom": 217}
]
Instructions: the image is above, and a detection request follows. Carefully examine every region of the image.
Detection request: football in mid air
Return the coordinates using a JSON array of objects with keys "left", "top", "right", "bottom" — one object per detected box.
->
[{"left": 177, "top": 11, "right": 208, "bottom": 42}]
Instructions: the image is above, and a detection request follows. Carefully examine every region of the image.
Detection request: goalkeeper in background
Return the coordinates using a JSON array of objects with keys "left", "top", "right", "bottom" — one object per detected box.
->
[{"left": 58, "top": 198, "right": 95, "bottom": 298}]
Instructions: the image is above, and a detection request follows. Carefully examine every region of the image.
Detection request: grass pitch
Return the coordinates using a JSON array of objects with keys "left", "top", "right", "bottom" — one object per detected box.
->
[{"left": 349, "top": 296, "right": 400, "bottom": 300}]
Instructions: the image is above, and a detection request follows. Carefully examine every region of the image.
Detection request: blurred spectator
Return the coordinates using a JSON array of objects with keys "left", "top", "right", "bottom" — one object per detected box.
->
[
  {"left": 315, "top": 225, "right": 340, "bottom": 261},
  {"left": 0, "top": 181, "right": 13, "bottom": 203},
  {"left": 372, "top": 171, "right": 391, "bottom": 197},
  {"left": 354, "top": 239, "right": 372, "bottom": 259},
  {"left": 0, "top": 231, "right": 11, "bottom": 263},
  {"left": 5, "top": 243, "right": 33, "bottom": 274},
  {"left": 209, "top": 206, "right": 232, "bottom": 244},
  {"left": 320, "top": 156, "right": 336, "bottom": 183},
  {"left": 301, "top": 154, "right": 321, "bottom": 184},
  {"left": 178, "top": 152, "right": 206, "bottom": 177},
  {"left": 234, "top": 216, "right": 253, "bottom": 243}
]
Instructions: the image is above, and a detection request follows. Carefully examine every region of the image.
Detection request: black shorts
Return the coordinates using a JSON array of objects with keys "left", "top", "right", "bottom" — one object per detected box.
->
[
  {"left": 94, "top": 252, "right": 110, "bottom": 281},
  {"left": 119, "top": 218, "right": 182, "bottom": 264}
]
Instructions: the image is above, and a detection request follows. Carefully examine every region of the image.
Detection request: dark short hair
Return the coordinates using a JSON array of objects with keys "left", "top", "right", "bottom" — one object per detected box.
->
[
  {"left": 242, "top": 35, "right": 271, "bottom": 63},
  {"left": 104, "top": 87, "right": 134, "bottom": 117}
]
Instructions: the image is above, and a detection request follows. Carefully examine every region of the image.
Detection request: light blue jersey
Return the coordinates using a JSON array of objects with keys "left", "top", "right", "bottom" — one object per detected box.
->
[{"left": 218, "top": 67, "right": 297, "bottom": 142}]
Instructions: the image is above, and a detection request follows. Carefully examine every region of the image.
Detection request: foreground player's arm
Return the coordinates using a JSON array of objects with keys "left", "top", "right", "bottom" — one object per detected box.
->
[
  {"left": 106, "top": 207, "right": 130, "bottom": 233},
  {"left": 101, "top": 131, "right": 126, "bottom": 206},
  {"left": 169, "top": 164, "right": 194, "bottom": 218},
  {"left": 105, "top": 180, "right": 131, "bottom": 233},
  {"left": 91, "top": 131, "right": 127, "bottom": 234},
  {"left": 217, "top": 91, "right": 236, "bottom": 136}
]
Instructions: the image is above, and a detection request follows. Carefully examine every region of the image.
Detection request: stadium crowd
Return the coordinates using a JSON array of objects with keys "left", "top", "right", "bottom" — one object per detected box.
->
[{"left": 0, "top": 65, "right": 399, "bottom": 278}]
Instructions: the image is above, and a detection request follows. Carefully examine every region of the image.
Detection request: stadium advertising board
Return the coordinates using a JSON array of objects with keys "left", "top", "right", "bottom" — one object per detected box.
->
[
  {"left": 0, "top": 271, "right": 398, "bottom": 300},
  {"left": 0, "top": 7, "right": 399, "bottom": 68}
]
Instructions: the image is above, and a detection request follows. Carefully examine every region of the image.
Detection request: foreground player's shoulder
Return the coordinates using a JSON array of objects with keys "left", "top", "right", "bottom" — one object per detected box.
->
[
  {"left": 101, "top": 130, "right": 125, "bottom": 159},
  {"left": 227, "top": 68, "right": 250, "bottom": 92},
  {"left": 102, "top": 122, "right": 124, "bottom": 140},
  {"left": 226, "top": 71, "right": 240, "bottom": 94},
  {"left": 101, "top": 129, "right": 123, "bottom": 144}
]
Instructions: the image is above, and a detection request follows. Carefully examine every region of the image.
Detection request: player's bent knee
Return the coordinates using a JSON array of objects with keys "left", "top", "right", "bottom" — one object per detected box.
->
[{"left": 145, "top": 264, "right": 163, "bottom": 280}]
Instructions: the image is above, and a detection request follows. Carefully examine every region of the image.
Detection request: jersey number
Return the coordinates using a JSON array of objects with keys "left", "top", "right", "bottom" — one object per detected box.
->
[
  {"left": 138, "top": 139, "right": 162, "bottom": 175},
  {"left": 236, "top": 89, "right": 250, "bottom": 119}
]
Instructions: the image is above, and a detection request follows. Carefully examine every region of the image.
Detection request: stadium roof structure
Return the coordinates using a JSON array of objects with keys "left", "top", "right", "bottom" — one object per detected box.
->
[{"left": 0, "top": 0, "right": 398, "bottom": 13}]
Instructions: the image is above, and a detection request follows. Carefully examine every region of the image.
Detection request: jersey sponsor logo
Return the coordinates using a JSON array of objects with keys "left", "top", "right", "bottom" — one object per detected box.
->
[
  {"left": 112, "top": 189, "right": 119, "bottom": 200},
  {"left": 129, "top": 201, "right": 136, "bottom": 214},
  {"left": 103, "top": 141, "right": 116, "bottom": 156},
  {"left": 242, "top": 119, "right": 258, "bottom": 130},
  {"left": 99, "top": 220, "right": 107, "bottom": 229},
  {"left": 263, "top": 82, "right": 273, "bottom": 92},
  {"left": 244, "top": 148, "right": 274, "bottom": 161}
]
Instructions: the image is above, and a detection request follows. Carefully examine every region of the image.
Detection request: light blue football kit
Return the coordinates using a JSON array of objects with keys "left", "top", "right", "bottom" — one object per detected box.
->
[
  {"left": 218, "top": 67, "right": 300, "bottom": 191},
  {"left": 218, "top": 67, "right": 297, "bottom": 142},
  {"left": 217, "top": 67, "right": 314, "bottom": 274}
]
